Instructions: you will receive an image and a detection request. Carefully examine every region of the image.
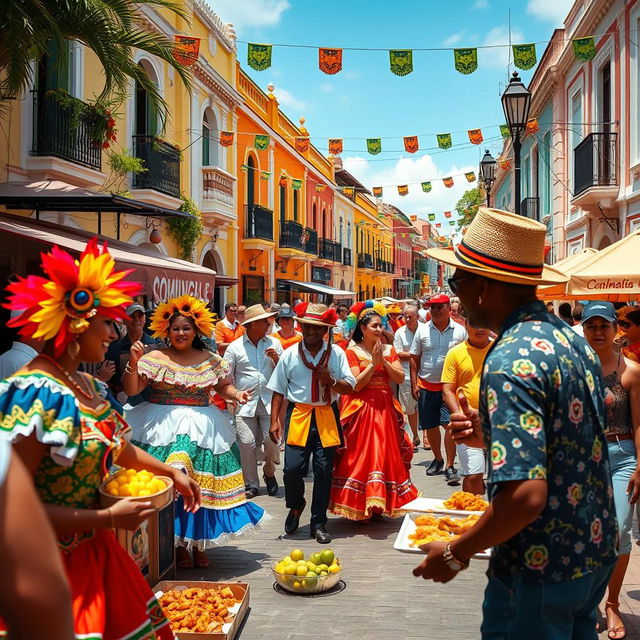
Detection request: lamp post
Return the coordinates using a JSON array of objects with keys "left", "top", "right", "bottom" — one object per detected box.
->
[
  {"left": 479, "top": 149, "right": 497, "bottom": 207},
  {"left": 501, "top": 71, "right": 531, "bottom": 216}
]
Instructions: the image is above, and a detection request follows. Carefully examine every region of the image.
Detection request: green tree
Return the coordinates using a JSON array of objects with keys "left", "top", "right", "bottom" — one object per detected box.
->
[
  {"left": 0, "top": 0, "right": 191, "bottom": 123},
  {"left": 455, "top": 186, "right": 485, "bottom": 230}
]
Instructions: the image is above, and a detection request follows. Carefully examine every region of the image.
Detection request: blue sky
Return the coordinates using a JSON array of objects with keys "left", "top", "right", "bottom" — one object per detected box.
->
[{"left": 210, "top": 0, "right": 573, "bottom": 225}]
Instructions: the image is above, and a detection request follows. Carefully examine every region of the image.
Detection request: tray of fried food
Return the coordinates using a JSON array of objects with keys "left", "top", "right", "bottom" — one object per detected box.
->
[
  {"left": 159, "top": 586, "right": 241, "bottom": 635},
  {"left": 393, "top": 512, "right": 490, "bottom": 558},
  {"left": 400, "top": 491, "right": 489, "bottom": 516}
]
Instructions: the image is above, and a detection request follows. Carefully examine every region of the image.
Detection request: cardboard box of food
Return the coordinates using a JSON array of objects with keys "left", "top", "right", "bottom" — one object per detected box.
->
[{"left": 153, "top": 581, "right": 249, "bottom": 640}]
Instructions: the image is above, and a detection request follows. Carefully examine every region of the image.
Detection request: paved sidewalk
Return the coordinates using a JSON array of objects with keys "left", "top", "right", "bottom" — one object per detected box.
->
[{"left": 180, "top": 442, "right": 640, "bottom": 639}]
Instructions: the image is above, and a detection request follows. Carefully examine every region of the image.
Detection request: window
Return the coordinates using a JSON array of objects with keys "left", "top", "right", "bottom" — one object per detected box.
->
[
  {"left": 246, "top": 155, "right": 256, "bottom": 207},
  {"left": 134, "top": 62, "right": 159, "bottom": 136},
  {"left": 293, "top": 190, "right": 299, "bottom": 222},
  {"left": 570, "top": 90, "right": 583, "bottom": 192},
  {"left": 37, "top": 40, "right": 71, "bottom": 92},
  {"left": 279, "top": 184, "right": 287, "bottom": 223},
  {"left": 202, "top": 110, "right": 219, "bottom": 167},
  {"left": 242, "top": 275, "right": 264, "bottom": 305},
  {"left": 541, "top": 132, "right": 551, "bottom": 218}
]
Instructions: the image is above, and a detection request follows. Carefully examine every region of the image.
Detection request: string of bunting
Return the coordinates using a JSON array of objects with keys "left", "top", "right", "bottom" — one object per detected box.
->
[
  {"left": 245, "top": 36, "right": 599, "bottom": 75},
  {"left": 372, "top": 171, "right": 477, "bottom": 198}
]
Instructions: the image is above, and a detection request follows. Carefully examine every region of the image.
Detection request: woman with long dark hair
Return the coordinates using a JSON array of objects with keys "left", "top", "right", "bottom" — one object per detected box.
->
[
  {"left": 123, "top": 295, "right": 268, "bottom": 568},
  {"left": 329, "top": 301, "right": 419, "bottom": 521}
]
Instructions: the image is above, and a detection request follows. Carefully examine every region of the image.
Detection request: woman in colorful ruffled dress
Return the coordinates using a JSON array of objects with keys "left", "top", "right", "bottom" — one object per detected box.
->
[
  {"left": 123, "top": 296, "right": 267, "bottom": 569},
  {"left": 329, "top": 301, "right": 419, "bottom": 521},
  {"left": 0, "top": 239, "right": 201, "bottom": 640}
]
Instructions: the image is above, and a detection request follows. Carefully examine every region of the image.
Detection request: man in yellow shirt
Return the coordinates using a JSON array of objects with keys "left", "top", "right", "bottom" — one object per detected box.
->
[{"left": 441, "top": 316, "right": 491, "bottom": 495}]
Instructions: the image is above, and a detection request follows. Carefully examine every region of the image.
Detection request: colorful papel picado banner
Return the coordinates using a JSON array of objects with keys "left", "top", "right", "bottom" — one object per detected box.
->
[
  {"left": 328, "top": 139, "right": 343, "bottom": 155},
  {"left": 526, "top": 118, "right": 539, "bottom": 135},
  {"left": 398, "top": 185, "right": 409, "bottom": 196},
  {"left": 410, "top": 215, "right": 418, "bottom": 221},
  {"left": 247, "top": 43, "right": 272, "bottom": 70},
  {"left": 498, "top": 157, "right": 511, "bottom": 170},
  {"left": 173, "top": 36, "right": 200, "bottom": 67},
  {"left": 449, "top": 220, "right": 456, "bottom": 226},
  {"left": 465, "top": 171, "right": 476, "bottom": 183},
  {"left": 512, "top": 43, "right": 537, "bottom": 70},
  {"left": 219, "top": 131, "right": 234, "bottom": 147},
  {"left": 436, "top": 223, "right": 442, "bottom": 228},
  {"left": 437, "top": 133, "right": 452, "bottom": 150},
  {"left": 422, "top": 181, "right": 432, "bottom": 193},
  {"left": 319, "top": 48, "right": 343, "bottom": 74},
  {"left": 292, "top": 178, "right": 303, "bottom": 190},
  {"left": 444, "top": 211, "right": 452, "bottom": 218},
  {"left": 279, "top": 175, "right": 288, "bottom": 187},
  {"left": 573, "top": 36, "right": 596, "bottom": 61},
  {"left": 367, "top": 138, "right": 382, "bottom": 155},
  {"left": 254, "top": 134, "right": 270, "bottom": 150},
  {"left": 260, "top": 171, "right": 271, "bottom": 180},
  {"left": 389, "top": 50, "right": 414, "bottom": 76},
  {"left": 443, "top": 177, "right": 454, "bottom": 188},
  {"left": 373, "top": 186, "right": 383, "bottom": 198},
  {"left": 453, "top": 48, "right": 478, "bottom": 75},
  {"left": 499, "top": 124, "right": 511, "bottom": 139},
  {"left": 428, "top": 213, "right": 436, "bottom": 221},
  {"left": 468, "top": 129, "right": 483, "bottom": 145},
  {"left": 295, "top": 137, "right": 310, "bottom": 153},
  {"left": 404, "top": 136, "right": 419, "bottom": 154}
]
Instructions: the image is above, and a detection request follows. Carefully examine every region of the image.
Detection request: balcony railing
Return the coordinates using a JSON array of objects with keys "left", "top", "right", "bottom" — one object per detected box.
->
[
  {"left": 202, "top": 167, "right": 234, "bottom": 206},
  {"left": 279, "top": 219, "right": 305, "bottom": 251},
  {"left": 319, "top": 238, "right": 341, "bottom": 262},
  {"left": 343, "top": 247, "right": 352, "bottom": 266},
  {"left": 520, "top": 197, "right": 540, "bottom": 221},
  {"left": 132, "top": 135, "right": 181, "bottom": 197},
  {"left": 245, "top": 204, "right": 273, "bottom": 241},
  {"left": 305, "top": 228, "right": 318, "bottom": 255},
  {"left": 32, "top": 90, "right": 102, "bottom": 170},
  {"left": 574, "top": 132, "right": 618, "bottom": 197},
  {"left": 376, "top": 259, "right": 394, "bottom": 273},
  {"left": 358, "top": 252, "right": 374, "bottom": 269}
]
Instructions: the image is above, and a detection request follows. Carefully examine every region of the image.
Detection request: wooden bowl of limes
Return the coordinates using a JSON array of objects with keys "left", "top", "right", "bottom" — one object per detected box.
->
[{"left": 99, "top": 468, "right": 173, "bottom": 510}]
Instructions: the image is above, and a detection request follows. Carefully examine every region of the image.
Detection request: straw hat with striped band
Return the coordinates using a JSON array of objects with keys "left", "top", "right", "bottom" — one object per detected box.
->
[
  {"left": 294, "top": 302, "right": 338, "bottom": 327},
  {"left": 427, "top": 208, "right": 567, "bottom": 286}
]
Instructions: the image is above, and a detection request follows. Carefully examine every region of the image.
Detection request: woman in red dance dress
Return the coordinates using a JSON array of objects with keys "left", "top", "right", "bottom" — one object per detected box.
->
[{"left": 329, "top": 302, "right": 419, "bottom": 520}]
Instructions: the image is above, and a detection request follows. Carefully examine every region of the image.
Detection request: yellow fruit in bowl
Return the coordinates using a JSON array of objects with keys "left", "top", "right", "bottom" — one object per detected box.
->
[
  {"left": 105, "top": 480, "right": 119, "bottom": 493},
  {"left": 125, "top": 469, "right": 137, "bottom": 477},
  {"left": 283, "top": 564, "right": 296, "bottom": 575},
  {"left": 274, "top": 562, "right": 286, "bottom": 574},
  {"left": 290, "top": 549, "right": 304, "bottom": 562},
  {"left": 107, "top": 488, "right": 119, "bottom": 496},
  {"left": 115, "top": 475, "right": 129, "bottom": 486},
  {"left": 118, "top": 484, "right": 133, "bottom": 497},
  {"left": 138, "top": 489, "right": 151, "bottom": 497},
  {"left": 295, "top": 565, "right": 308, "bottom": 577},
  {"left": 328, "top": 563, "right": 340, "bottom": 574}
]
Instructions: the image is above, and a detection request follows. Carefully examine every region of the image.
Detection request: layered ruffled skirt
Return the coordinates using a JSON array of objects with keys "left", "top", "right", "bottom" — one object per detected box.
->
[{"left": 128, "top": 402, "right": 267, "bottom": 550}]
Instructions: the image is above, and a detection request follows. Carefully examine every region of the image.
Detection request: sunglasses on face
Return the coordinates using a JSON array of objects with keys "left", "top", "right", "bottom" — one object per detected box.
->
[{"left": 447, "top": 274, "right": 476, "bottom": 295}]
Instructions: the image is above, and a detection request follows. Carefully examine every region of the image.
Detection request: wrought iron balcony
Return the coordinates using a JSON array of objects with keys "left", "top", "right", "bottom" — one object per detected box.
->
[
  {"left": 279, "top": 219, "right": 305, "bottom": 251},
  {"left": 319, "top": 238, "right": 341, "bottom": 262},
  {"left": 31, "top": 90, "right": 102, "bottom": 170},
  {"left": 244, "top": 204, "right": 273, "bottom": 241},
  {"left": 376, "top": 259, "right": 395, "bottom": 273},
  {"left": 573, "top": 132, "right": 618, "bottom": 197},
  {"left": 343, "top": 247, "right": 352, "bottom": 266},
  {"left": 358, "top": 252, "right": 374, "bottom": 269},
  {"left": 304, "top": 228, "right": 318, "bottom": 255},
  {"left": 520, "top": 197, "right": 540, "bottom": 221},
  {"left": 132, "top": 135, "right": 181, "bottom": 197}
]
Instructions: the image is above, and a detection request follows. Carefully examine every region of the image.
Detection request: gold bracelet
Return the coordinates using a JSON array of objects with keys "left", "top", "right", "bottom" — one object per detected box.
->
[
  {"left": 124, "top": 364, "right": 137, "bottom": 375},
  {"left": 106, "top": 507, "right": 114, "bottom": 528}
]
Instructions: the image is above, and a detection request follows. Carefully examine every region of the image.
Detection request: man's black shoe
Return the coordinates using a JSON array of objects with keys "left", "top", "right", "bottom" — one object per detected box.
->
[
  {"left": 264, "top": 473, "right": 279, "bottom": 496},
  {"left": 310, "top": 525, "right": 332, "bottom": 544},
  {"left": 444, "top": 467, "right": 461, "bottom": 486},
  {"left": 284, "top": 498, "right": 305, "bottom": 535},
  {"left": 426, "top": 458, "right": 445, "bottom": 476},
  {"left": 245, "top": 486, "right": 259, "bottom": 499}
]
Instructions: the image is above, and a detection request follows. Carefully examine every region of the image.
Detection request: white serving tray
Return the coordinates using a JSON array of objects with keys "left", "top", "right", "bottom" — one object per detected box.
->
[
  {"left": 400, "top": 497, "right": 486, "bottom": 516},
  {"left": 393, "top": 512, "right": 491, "bottom": 559}
]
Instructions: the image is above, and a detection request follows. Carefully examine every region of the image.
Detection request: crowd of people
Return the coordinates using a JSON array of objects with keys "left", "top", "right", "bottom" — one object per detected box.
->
[{"left": 3, "top": 207, "right": 640, "bottom": 639}]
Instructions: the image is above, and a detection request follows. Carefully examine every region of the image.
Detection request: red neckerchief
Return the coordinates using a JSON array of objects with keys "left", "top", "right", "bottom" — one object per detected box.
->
[{"left": 298, "top": 337, "right": 332, "bottom": 403}]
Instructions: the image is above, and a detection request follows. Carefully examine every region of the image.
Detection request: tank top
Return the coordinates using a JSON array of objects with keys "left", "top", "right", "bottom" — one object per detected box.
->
[{"left": 603, "top": 358, "right": 632, "bottom": 436}]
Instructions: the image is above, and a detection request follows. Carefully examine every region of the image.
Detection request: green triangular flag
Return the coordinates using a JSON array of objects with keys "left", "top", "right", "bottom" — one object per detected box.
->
[
  {"left": 453, "top": 48, "right": 478, "bottom": 75},
  {"left": 428, "top": 213, "right": 435, "bottom": 221},
  {"left": 260, "top": 171, "right": 271, "bottom": 180},
  {"left": 573, "top": 36, "right": 596, "bottom": 61},
  {"left": 500, "top": 124, "right": 511, "bottom": 139},
  {"left": 422, "top": 181, "right": 432, "bottom": 193},
  {"left": 367, "top": 138, "right": 382, "bottom": 155},
  {"left": 254, "top": 134, "right": 270, "bottom": 150},
  {"left": 512, "top": 43, "right": 537, "bottom": 70},
  {"left": 247, "top": 43, "right": 272, "bottom": 71},
  {"left": 292, "top": 178, "right": 302, "bottom": 190},
  {"left": 389, "top": 50, "right": 413, "bottom": 76},
  {"left": 437, "top": 134, "right": 452, "bottom": 150}
]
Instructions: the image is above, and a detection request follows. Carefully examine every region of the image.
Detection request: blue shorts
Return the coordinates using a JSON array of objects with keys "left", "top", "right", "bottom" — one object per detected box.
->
[
  {"left": 481, "top": 564, "right": 614, "bottom": 639},
  {"left": 418, "top": 388, "right": 450, "bottom": 430}
]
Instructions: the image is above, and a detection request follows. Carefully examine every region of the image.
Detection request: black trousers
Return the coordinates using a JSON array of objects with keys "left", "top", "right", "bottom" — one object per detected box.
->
[{"left": 283, "top": 403, "right": 339, "bottom": 529}]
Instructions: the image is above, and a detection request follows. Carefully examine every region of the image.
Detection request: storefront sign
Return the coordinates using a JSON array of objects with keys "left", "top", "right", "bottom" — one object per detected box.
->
[{"left": 151, "top": 275, "right": 214, "bottom": 302}]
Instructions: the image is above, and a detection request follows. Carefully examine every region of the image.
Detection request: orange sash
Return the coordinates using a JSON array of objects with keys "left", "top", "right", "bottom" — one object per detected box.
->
[{"left": 287, "top": 404, "right": 340, "bottom": 448}]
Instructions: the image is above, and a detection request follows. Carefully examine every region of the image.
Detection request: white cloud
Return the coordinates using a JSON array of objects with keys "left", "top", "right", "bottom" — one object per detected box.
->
[
  {"left": 343, "top": 153, "right": 476, "bottom": 221},
  {"left": 480, "top": 25, "right": 525, "bottom": 69},
  {"left": 319, "top": 82, "right": 335, "bottom": 93},
  {"left": 473, "top": 0, "right": 489, "bottom": 8},
  {"left": 209, "top": 0, "right": 290, "bottom": 29},
  {"left": 273, "top": 87, "right": 307, "bottom": 113},
  {"left": 527, "top": 0, "right": 573, "bottom": 25},
  {"left": 444, "top": 32, "right": 465, "bottom": 46}
]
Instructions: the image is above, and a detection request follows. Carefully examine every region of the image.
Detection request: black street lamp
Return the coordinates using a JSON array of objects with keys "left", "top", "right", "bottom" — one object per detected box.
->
[
  {"left": 501, "top": 71, "right": 531, "bottom": 216},
  {"left": 479, "top": 149, "right": 497, "bottom": 207}
]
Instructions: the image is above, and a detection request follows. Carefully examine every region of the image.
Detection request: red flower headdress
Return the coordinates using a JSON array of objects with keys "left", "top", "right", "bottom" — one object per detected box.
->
[{"left": 4, "top": 238, "right": 141, "bottom": 357}]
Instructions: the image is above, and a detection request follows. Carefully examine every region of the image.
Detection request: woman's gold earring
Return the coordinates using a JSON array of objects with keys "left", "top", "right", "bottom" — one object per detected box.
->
[
  {"left": 478, "top": 296, "right": 483, "bottom": 305},
  {"left": 67, "top": 340, "right": 80, "bottom": 359}
]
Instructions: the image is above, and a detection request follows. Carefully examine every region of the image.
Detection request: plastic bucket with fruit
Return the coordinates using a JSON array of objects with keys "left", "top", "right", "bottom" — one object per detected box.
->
[
  {"left": 99, "top": 468, "right": 173, "bottom": 510},
  {"left": 272, "top": 548, "right": 342, "bottom": 594}
]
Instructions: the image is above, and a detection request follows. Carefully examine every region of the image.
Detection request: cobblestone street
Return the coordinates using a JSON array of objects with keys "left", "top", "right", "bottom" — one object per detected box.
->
[{"left": 178, "top": 441, "right": 640, "bottom": 639}]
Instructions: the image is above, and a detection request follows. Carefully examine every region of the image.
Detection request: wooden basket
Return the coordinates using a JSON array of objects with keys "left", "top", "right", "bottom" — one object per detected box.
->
[{"left": 99, "top": 475, "right": 173, "bottom": 510}]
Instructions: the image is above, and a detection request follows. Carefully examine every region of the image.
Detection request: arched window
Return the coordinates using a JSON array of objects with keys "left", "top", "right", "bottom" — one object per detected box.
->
[
  {"left": 246, "top": 155, "right": 256, "bottom": 207},
  {"left": 322, "top": 208, "right": 327, "bottom": 239},
  {"left": 280, "top": 183, "right": 287, "bottom": 223},
  {"left": 293, "top": 190, "right": 299, "bottom": 222},
  {"left": 312, "top": 202, "right": 317, "bottom": 229},
  {"left": 134, "top": 61, "right": 159, "bottom": 136}
]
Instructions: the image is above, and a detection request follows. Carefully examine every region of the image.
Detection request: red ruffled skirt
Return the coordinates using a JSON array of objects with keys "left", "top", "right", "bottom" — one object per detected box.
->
[
  {"left": 329, "top": 385, "right": 419, "bottom": 520},
  {"left": 1, "top": 528, "right": 174, "bottom": 640}
]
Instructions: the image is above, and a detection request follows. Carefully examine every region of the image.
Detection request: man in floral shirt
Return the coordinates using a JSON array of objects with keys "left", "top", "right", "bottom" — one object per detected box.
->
[{"left": 413, "top": 208, "right": 617, "bottom": 640}]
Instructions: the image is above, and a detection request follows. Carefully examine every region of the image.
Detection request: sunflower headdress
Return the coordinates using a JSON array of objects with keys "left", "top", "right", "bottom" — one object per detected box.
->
[
  {"left": 345, "top": 300, "right": 390, "bottom": 334},
  {"left": 149, "top": 295, "right": 215, "bottom": 339},
  {"left": 4, "top": 238, "right": 142, "bottom": 357}
]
